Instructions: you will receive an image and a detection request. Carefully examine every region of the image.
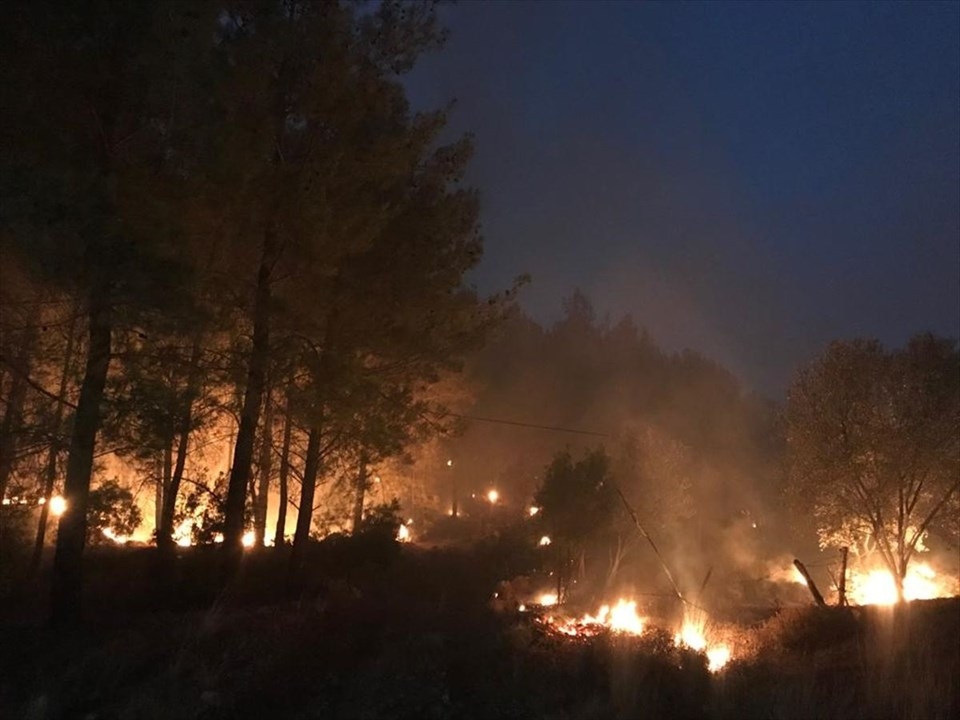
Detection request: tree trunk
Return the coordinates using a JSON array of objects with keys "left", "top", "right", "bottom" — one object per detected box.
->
[
  {"left": 451, "top": 464, "right": 459, "bottom": 519},
  {"left": 157, "top": 336, "right": 202, "bottom": 552},
  {"left": 793, "top": 558, "right": 826, "bottom": 606},
  {"left": 0, "top": 324, "right": 37, "bottom": 505},
  {"left": 154, "top": 456, "right": 164, "bottom": 539},
  {"left": 31, "top": 310, "right": 79, "bottom": 573},
  {"left": 605, "top": 533, "right": 625, "bottom": 590},
  {"left": 160, "top": 439, "right": 173, "bottom": 532},
  {"left": 255, "top": 380, "right": 273, "bottom": 547},
  {"left": 837, "top": 547, "right": 849, "bottom": 607},
  {"left": 895, "top": 562, "right": 907, "bottom": 604},
  {"left": 352, "top": 453, "right": 369, "bottom": 534},
  {"left": 223, "top": 235, "right": 276, "bottom": 566},
  {"left": 289, "top": 421, "right": 321, "bottom": 580},
  {"left": 273, "top": 393, "right": 292, "bottom": 547},
  {"left": 51, "top": 286, "right": 111, "bottom": 627},
  {"left": 158, "top": 416, "right": 190, "bottom": 551}
]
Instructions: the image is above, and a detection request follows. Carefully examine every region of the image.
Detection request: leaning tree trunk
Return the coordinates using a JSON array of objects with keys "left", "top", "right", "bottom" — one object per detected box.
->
[
  {"left": 289, "top": 420, "right": 322, "bottom": 577},
  {"left": 31, "top": 309, "right": 79, "bottom": 573},
  {"left": 51, "top": 285, "right": 112, "bottom": 627},
  {"left": 223, "top": 234, "right": 276, "bottom": 567},
  {"left": 157, "top": 338, "right": 199, "bottom": 553},
  {"left": 273, "top": 393, "right": 293, "bottom": 547}
]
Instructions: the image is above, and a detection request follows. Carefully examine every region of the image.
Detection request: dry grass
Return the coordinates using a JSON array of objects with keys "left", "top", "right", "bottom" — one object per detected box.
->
[{"left": 1, "top": 543, "right": 957, "bottom": 719}]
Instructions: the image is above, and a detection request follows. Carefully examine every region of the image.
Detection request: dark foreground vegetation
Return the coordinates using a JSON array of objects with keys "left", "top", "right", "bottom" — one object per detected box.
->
[{"left": 2, "top": 542, "right": 957, "bottom": 720}]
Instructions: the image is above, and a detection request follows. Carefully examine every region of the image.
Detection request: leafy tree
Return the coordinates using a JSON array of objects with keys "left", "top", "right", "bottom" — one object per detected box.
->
[
  {"left": 1, "top": 0, "right": 214, "bottom": 624},
  {"left": 535, "top": 449, "right": 618, "bottom": 601},
  {"left": 192, "top": 0, "right": 458, "bottom": 562},
  {"left": 786, "top": 334, "right": 960, "bottom": 601},
  {"left": 85, "top": 479, "right": 142, "bottom": 546}
]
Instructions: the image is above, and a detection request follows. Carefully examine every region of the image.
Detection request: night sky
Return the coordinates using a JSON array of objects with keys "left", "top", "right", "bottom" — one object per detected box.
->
[{"left": 406, "top": 0, "right": 960, "bottom": 396}]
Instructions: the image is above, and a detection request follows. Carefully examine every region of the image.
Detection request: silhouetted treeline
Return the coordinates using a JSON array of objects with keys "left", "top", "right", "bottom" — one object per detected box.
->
[
  {"left": 442, "top": 290, "right": 784, "bottom": 595},
  {"left": 0, "top": 0, "right": 515, "bottom": 624}
]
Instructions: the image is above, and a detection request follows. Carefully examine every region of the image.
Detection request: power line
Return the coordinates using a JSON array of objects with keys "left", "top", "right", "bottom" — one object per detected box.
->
[{"left": 442, "top": 412, "right": 611, "bottom": 439}]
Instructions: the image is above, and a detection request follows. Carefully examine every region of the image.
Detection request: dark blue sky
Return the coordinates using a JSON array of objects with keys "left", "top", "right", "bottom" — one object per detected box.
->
[{"left": 406, "top": 1, "right": 960, "bottom": 396}]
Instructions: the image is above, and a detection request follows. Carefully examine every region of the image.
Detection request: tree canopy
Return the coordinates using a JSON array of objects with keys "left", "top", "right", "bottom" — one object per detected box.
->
[{"left": 786, "top": 333, "right": 960, "bottom": 600}]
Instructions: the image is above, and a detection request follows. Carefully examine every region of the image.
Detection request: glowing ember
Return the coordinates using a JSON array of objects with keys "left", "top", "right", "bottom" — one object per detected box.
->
[
  {"left": 49, "top": 495, "right": 67, "bottom": 517},
  {"left": 528, "top": 506, "right": 540, "bottom": 517},
  {"left": 537, "top": 592, "right": 558, "bottom": 606},
  {"left": 538, "top": 535, "right": 552, "bottom": 546},
  {"left": 847, "top": 563, "right": 953, "bottom": 605},
  {"left": 487, "top": 489, "right": 499, "bottom": 504},
  {"left": 214, "top": 532, "right": 224, "bottom": 543},
  {"left": 37, "top": 497, "right": 46, "bottom": 505},
  {"left": 241, "top": 530, "right": 256, "bottom": 548},
  {"left": 397, "top": 523, "right": 412, "bottom": 542}
]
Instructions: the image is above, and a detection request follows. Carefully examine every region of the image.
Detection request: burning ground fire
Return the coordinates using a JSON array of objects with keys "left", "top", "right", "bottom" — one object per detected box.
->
[
  {"left": 525, "top": 598, "right": 732, "bottom": 672},
  {"left": 846, "top": 562, "right": 957, "bottom": 606},
  {"left": 777, "top": 558, "right": 957, "bottom": 606}
]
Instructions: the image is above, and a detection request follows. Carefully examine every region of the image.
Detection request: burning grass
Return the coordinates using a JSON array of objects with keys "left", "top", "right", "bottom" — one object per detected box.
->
[
  {"left": 523, "top": 597, "right": 734, "bottom": 673},
  {"left": 1, "top": 544, "right": 957, "bottom": 719}
]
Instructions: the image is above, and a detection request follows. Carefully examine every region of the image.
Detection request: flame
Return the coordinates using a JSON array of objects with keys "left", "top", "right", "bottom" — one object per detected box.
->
[
  {"left": 49, "top": 495, "right": 67, "bottom": 517},
  {"left": 847, "top": 562, "right": 954, "bottom": 605},
  {"left": 534, "top": 598, "right": 733, "bottom": 671},
  {"left": 397, "top": 523, "right": 412, "bottom": 542},
  {"left": 101, "top": 527, "right": 129, "bottom": 544},
  {"left": 706, "top": 646, "right": 732, "bottom": 672},
  {"left": 171, "top": 519, "right": 194, "bottom": 547},
  {"left": 537, "top": 592, "right": 558, "bottom": 606},
  {"left": 538, "top": 535, "right": 552, "bottom": 546},
  {"left": 607, "top": 599, "right": 645, "bottom": 634},
  {"left": 674, "top": 611, "right": 732, "bottom": 672},
  {"left": 241, "top": 530, "right": 255, "bottom": 548},
  {"left": 541, "top": 598, "right": 645, "bottom": 637},
  {"left": 487, "top": 489, "right": 499, "bottom": 504},
  {"left": 528, "top": 506, "right": 540, "bottom": 517}
]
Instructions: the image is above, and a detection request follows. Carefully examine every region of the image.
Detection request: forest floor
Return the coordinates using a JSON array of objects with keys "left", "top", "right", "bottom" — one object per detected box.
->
[{"left": 1, "top": 539, "right": 958, "bottom": 720}]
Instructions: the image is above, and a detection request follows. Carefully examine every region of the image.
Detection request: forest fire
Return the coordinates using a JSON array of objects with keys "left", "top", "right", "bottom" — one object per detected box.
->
[
  {"left": 674, "top": 611, "right": 731, "bottom": 672},
  {"left": 537, "top": 598, "right": 646, "bottom": 638},
  {"left": 847, "top": 563, "right": 955, "bottom": 606},
  {"left": 48, "top": 495, "right": 67, "bottom": 517},
  {"left": 101, "top": 527, "right": 129, "bottom": 544},
  {"left": 532, "top": 598, "right": 733, "bottom": 671}
]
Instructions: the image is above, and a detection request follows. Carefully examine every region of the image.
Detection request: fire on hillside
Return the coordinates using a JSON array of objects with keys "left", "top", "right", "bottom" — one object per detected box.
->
[{"left": 521, "top": 597, "right": 733, "bottom": 673}]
